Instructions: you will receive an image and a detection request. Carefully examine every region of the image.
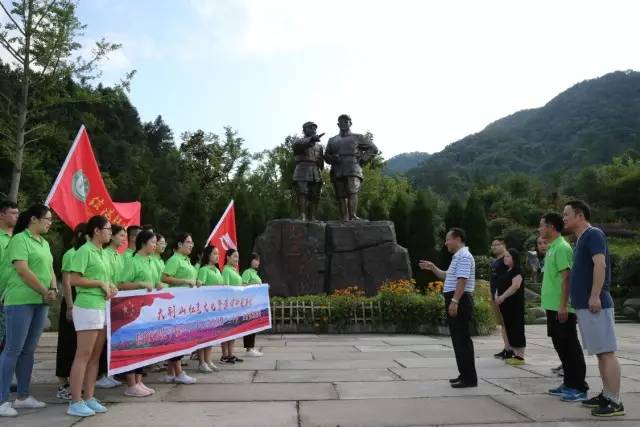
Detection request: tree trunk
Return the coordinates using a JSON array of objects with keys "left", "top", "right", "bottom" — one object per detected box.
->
[{"left": 8, "top": 1, "right": 32, "bottom": 203}]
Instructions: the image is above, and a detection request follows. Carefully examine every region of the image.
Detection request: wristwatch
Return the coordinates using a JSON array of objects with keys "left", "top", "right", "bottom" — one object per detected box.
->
[{"left": 451, "top": 298, "right": 459, "bottom": 304}]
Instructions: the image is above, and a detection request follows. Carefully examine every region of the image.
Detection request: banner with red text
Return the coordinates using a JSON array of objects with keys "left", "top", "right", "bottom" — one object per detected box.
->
[{"left": 107, "top": 285, "right": 271, "bottom": 375}]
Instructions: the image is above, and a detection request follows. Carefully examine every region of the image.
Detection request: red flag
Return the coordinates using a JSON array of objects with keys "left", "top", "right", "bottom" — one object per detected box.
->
[
  {"left": 45, "top": 125, "right": 142, "bottom": 235},
  {"left": 205, "top": 200, "right": 237, "bottom": 270}
]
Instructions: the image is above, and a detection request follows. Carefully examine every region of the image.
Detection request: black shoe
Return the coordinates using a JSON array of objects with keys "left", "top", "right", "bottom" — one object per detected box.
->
[
  {"left": 591, "top": 399, "right": 625, "bottom": 417},
  {"left": 493, "top": 349, "right": 507, "bottom": 359},
  {"left": 10, "top": 384, "right": 17, "bottom": 392},
  {"left": 230, "top": 355, "right": 243, "bottom": 363},
  {"left": 503, "top": 350, "right": 515, "bottom": 359},
  {"left": 449, "top": 376, "right": 462, "bottom": 384},
  {"left": 220, "top": 356, "right": 235, "bottom": 364},
  {"left": 582, "top": 392, "right": 608, "bottom": 409},
  {"left": 451, "top": 381, "right": 477, "bottom": 388}
]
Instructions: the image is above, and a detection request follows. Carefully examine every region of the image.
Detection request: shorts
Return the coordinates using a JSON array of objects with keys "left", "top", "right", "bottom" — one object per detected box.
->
[
  {"left": 333, "top": 176, "right": 361, "bottom": 198},
  {"left": 576, "top": 308, "right": 617, "bottom": 355},
  {"left": 295, "top": 181, "right": 322, "bottom": 199},
  {"left": 72, "top": 306, "right": 106, "bottom": 331}
]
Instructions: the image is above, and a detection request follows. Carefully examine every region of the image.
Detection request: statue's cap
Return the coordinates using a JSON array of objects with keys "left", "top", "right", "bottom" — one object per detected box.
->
[
  {"left": 338, "top": 114, "right": 351, "bottom": 122},
  {"left": 302, "top": 121, "right": 318, "bottom": 129}
]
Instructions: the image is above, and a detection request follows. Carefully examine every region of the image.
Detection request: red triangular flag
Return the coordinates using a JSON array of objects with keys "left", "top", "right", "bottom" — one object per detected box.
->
[
  {"left": 45, "top": 125, "right": 141, "bottom": 234},
  {"left": 205, "top": 200, "right": 237, "bottom": 270}
]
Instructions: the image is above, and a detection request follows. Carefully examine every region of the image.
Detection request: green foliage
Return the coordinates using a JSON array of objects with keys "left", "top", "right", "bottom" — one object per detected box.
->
[
  {"left": 407, "top": 191, "right": 438, "bottom": 288},
  {"left": 389, "top": 193, "right": 411, "bottom": 248},
  {"left": 383, "top": 152, "right": 430, "bottom": 175},
  {"left": 474, "top": 255, "right": 492, "bottom": 281},
  {"left": 444, "top": 196, "right": 464, "bottom": 230},
  {"left": 463, "top": 191, "right": 489, "bottom": 255}
]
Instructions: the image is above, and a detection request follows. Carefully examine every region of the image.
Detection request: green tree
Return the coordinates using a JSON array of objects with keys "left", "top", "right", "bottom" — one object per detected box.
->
[
  {"left": 407, "top": 191, "right": 437, "bottom": 286},
  {"left": 390, "top": 193, "right": 411, "bottom": 248},
  {"left": 0, "top": 0, "right": 125, "bottom": 201},
  {"left": 444, "top": 196, "right": 464, "bottom": 230},
  {"left": 463, "top": 191, "right": 489, "bottom": 255}
]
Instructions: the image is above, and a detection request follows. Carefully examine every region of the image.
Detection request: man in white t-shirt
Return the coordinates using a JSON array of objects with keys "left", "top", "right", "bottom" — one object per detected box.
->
[{"left": 419, "top": 228, "right": 477, "bottom": 387}]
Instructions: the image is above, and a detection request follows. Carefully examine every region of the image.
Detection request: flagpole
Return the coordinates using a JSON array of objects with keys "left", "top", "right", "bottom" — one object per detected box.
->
[
  {"left": 44, "top": 125, "right": 86, "bottom": 206},
  {"left": 204, "top": 200, "right": 234, "bottom": 247}
]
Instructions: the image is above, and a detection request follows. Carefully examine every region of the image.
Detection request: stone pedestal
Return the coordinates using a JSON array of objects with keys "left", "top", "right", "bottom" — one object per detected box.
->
[{"left": 253, "top": 219, "right": 412, "bottom": 296}]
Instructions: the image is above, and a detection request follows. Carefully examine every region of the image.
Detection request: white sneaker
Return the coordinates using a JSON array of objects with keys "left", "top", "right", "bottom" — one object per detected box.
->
[
  {"left": 245, "top": 348, "right": 264, "bottom": 357},
  {"left": 13, "top": 396, "right": 47, "bottom": 409},
  {"left": 199, "top": 363, "right": 213, "bottom": 373},
  {"left": 0, "top": 402, "right": 17, "bottom": 417},
  {"left": 207, "top": 361, "right": 220, "bottom": 372},
  {"left": 174, "top": 372, "right": 197, "bottom": 384},
  {"left": 107, "top": 376, "right": 122, "bottom": 387},
  {"left": 95, "top": 375, "right": 118, "bottom": 389},
  {"left": 160, "top": 375, "right": 176, "bottom": 383}
]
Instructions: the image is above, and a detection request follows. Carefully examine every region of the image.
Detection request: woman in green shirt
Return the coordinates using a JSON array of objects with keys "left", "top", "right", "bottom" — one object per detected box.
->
[
  {"left": 118, "top": 230, "right": 159, "bottom": 397},
  {"left": 160, "top": 233, "right": 197, "bottom": 385},
  {"left": 220, "top": 249, "right": 244, "bottom": 364},
  {"left": 241, "top": 253, "right": 264, "bottom": 358},
  {"left": 0, "top": 205, "right": 56, "bottom": 417},
  {"left": 67, "top": 215, "right": 117, "bottom": 418},
  {"left": 55, "top": 222, "right": 86, "bottom": 401},
  {"left": 195, "top": 245, "right": 223, "bottom": 373},
  {"left": 151, "top": 234, "right": 167, "bottom": 287}
]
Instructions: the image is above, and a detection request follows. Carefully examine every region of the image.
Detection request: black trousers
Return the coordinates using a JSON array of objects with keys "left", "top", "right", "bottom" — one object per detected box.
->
[
  {"left": 444, "top": 292, "right": 477, "bottom": 384},
  {"left": 55, "top": 298, "right": 77, "bottom": 379},
  {"left": 546, "top": 310, "right": 588, "bottom": 392},
  {"left": 243, "top": 334, "right": 256, "bottom": 349}
]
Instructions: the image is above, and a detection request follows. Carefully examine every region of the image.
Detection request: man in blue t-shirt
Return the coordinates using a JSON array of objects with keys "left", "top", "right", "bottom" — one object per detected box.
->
[{"left": 563, "top": 200, "right": 624, "bottom": 417}]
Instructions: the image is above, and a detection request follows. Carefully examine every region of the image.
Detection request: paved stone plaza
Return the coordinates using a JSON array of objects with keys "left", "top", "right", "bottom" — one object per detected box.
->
[{"left": 2, "top": 324, "right": 640, "bottom": 426}]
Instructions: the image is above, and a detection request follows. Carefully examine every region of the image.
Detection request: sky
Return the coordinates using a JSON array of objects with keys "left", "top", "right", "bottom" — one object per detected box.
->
[{"left": 69, "top": 0, "right": 640, "bottom": 159}]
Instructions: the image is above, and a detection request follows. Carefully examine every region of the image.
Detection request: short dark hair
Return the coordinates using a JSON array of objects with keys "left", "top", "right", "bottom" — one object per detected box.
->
[
  {"left": 492, "top": 236, "right": 505, "bottom": 244},
  {"left": 0, "top": 200, "right": 18, "bottom": 213},
  {"left": 127, "top": 225, "right": 142, "bottom": 242},
  {"left": 542, "top": 212, "right": 564, "bottom": 233},
  {"left": 338, "top": 114, "right": 352, "bottom": 123},
  {"left": 448, "top": 227, "right": 466, "bottom": 243},
  {"left": 565, "top": 200, "right": 591, "bottom": 222}
]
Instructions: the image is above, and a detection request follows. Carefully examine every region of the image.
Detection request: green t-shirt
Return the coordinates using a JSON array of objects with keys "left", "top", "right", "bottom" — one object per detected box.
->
[
  {"left": 222, "top": 265, "right": 243, "bottom": 286},
  {"left": 103, "top": 247, "right": 123, "bottom": 284},
  {"left": 241, "top": 268, "right": 262, "bottom": 285},
  {"left": 541, "top": 236, "right": 574, "bottom": 312},
  {"left": 197, "top": 264, "right": 224, "bottom": 286},
  {"left": 151, "top": 254, "right": 165, "bottom": 284},
  {"left": 70, "top": 241, "right": 110, "bottom": 310},
  {"left": 120, "top": 253, "right": 157, "bottom": 288},
  {"left": 163, "top": 253, "right": 197, "bottom": 287},
  {"left": 61, "top": 248, "right": 77, "bottom": 272},
  {"left": 0, "top": 229, "right": 13, "bottom": 296},
  {"left": 3, "top": 230, "right": 53, "bottom": 306}
]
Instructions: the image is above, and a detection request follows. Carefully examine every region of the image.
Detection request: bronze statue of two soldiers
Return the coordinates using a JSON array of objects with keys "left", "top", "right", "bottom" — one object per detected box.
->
[{"left": 292, "top": 115, "right": 378, "bottom": 221}]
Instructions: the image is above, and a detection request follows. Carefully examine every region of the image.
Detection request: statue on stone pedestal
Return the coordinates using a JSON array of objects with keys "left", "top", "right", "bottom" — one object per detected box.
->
[
  {"left": 324, "top": 114, "right": 379, "bottom": 221},
  {"left": 292, "top": 121, "right": 325, "bottom": 221}
]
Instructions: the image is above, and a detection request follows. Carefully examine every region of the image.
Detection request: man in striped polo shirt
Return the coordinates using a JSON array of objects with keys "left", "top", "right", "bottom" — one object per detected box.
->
[{"left": 419, "top": 228, "right": 477, "bottom": 388}]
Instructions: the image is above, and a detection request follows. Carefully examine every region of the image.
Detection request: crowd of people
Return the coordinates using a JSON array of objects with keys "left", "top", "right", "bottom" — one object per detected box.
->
[
  {"left": 0, "top": 198, "right": 628, "bottom": 419},
  {"left": 419, "top": 200, "right": 625, "bottom": 418},
  {"left": 0, "top": 203, "right": 264, "bottom": 418}
]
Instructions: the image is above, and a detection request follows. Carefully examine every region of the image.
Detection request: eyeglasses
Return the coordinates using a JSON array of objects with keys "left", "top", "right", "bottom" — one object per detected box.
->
[
  {"left": 40, "top": 217, "right": 53, "bottom": 223},
  {"left": 102, "top": 227, "right": 112, "bottom": 231}
]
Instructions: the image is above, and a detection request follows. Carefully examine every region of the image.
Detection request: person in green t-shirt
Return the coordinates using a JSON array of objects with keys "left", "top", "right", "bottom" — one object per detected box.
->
[
  {"left": 117, "top": 229, "right": 159, "bottom": 398},
  {"left": 159, "top": 233, "right": 197, "bottom": 385},
  {"left": 0, "top": 205, "right": 56, "bottom": 416},
  {"left": 538, "top": 212, "right": 588, "bottom": 399},
  {"left": 67, "top": 215, "right": 117, "bottom": 418},
  {"left": 151, "top": 234, "right": 167, "bottom": 287},
  {"left": 219, "top": 249, "right": 244, "bottom": 365},
  {"left": 55, "top": 222, "right": 87, "bottom": 400},
  {"left": 241, "top": 253, "right": 264, "bottom": 358},
  {"left": 195, "top": 245, "right": 223, "bottom": 373},
  {"left": 0, "top": 200, "right": 18, "bottom": 356}
]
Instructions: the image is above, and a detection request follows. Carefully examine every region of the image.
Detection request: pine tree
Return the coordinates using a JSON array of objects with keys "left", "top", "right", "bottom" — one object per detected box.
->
[
  {"left": 407, "top": 191, "right": 437, "bottom": 287},
  {"left": 463, "top": 191, "right": 490, "bottom": 255},
  {"left": 389, "top": 194, "right": 411, "bottom": 248},
  {"left": 441, "top": 196, "right": 465, "bottom": 266}
]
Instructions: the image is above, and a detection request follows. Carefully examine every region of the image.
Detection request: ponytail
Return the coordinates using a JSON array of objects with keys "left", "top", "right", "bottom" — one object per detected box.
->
[{"left": 13, "top": 205, "right": 50, "bottom": 236}]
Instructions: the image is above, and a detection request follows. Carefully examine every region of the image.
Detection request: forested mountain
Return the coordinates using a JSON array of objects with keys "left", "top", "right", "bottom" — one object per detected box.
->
[
  {"left": 407, "top": 71, "right": 640, "bottom": 196},
  {"left": 383, "top": 152, "right": 430, "bottom": 175}
]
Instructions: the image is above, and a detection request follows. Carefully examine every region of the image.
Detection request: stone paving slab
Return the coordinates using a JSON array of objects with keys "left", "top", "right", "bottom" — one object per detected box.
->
[
  {"left": 80, "top": 401, "right": 299, "bottom": 427},
  {"left": 335, "top": 379, "right": 509, "bottom": 399},
  {"left": 379, "top": 336, "right": 444, "bottom": 345},
  {"left": 0, "top": 405, "right": 77, "bottom": 427},
  {"left": 486, "top": 376, "right": 640, "bottom": 395},
  {"left": 286, "top": 340, "right": 388, "bottom": 346},
  {"left": 395, "top": 356, "right": 507, "bottom": 369},
  {"left": 454, "top": 423, "right": 640, "bottom": 427},
  {"left": 260, "top": 345, "right": 358, "bottom": 353},
  {"left": 355, "top": 344, "right": 450, "bottom": 352},
  {"left": 144, "top": 370, "right": 256, "bottom": 384},
  {"left": 391, "top": 366, "right": 542, "bottom": 381},
  {"left": 299, "top": 396, "right": 528, "bottom": 426},
  {"left": 254, "top": 368, "right": 397, "bottom": 383},
  {"left": 277, "top": 359, "right": 402, "bottom": 370},
  {"left": 492, "top": 393, "right": 640, "bottom": 422},
  {"left": 311, "top": 350, "right": 424, "bottom": 361},
  {"left": 167, "top": 382, "right": 338, "bottom": 401}
]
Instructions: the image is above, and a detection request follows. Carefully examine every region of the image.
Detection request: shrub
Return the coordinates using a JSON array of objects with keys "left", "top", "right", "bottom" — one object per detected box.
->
[{"left": 474, "top": 256, "right": 492, "bottom": 280}]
